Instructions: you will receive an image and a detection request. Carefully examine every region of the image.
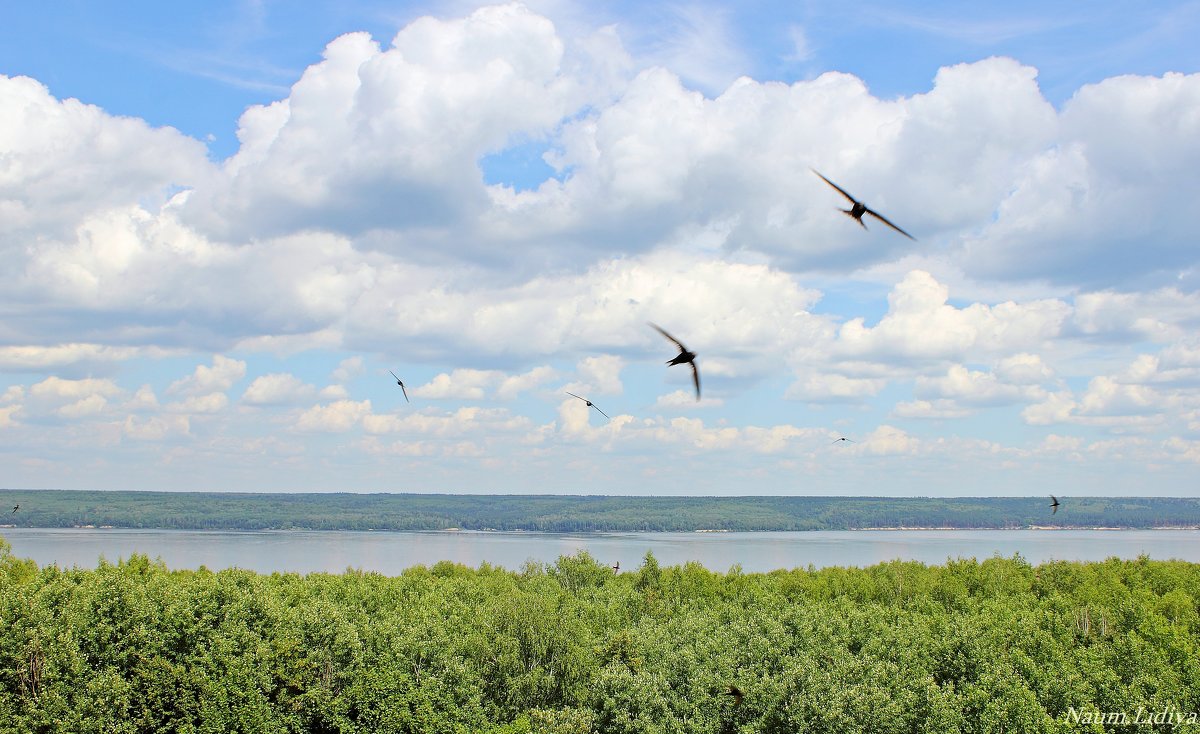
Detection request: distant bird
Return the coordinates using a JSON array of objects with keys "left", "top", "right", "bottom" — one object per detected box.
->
[
  {"left": 1050, "top": 495, "right": 1060, "bottom": 515},
  {"left": 831, "top": 437, "right": 856, "bottom": 444},
  {"left": 389, "top": 371, "right": 410, "bottom": 402},
  {"left": 650, "top": 323, "right": 700, "bottom": 400},
  {"left": 613, "top": 561, "right": 620, "bottom": 573},
  {"left": 811, "top": 169, "right": 915, "bottom": 240},
  {"left": 725, "top": 685, "right": 744, "bottom": 707},
  {"left": 10, "top": 504, "right": 17, "bottom": 514},
  {"left": 566, "top": 392, "right": 610, "bottom": 420}
]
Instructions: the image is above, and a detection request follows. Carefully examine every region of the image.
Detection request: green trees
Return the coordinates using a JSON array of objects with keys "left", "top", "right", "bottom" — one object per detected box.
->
[{"left": 2, "top": 537, "right": 1199, "bottom": 733}]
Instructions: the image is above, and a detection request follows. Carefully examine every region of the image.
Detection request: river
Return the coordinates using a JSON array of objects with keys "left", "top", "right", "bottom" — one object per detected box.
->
[{"left": 3, "top": 527, "right": 1197, "bottom": 574}]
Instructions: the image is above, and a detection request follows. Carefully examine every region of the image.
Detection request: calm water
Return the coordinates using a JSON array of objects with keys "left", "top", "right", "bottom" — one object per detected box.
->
[{"left": 3, "top": 528, "right": 1198, "bottom": 574}]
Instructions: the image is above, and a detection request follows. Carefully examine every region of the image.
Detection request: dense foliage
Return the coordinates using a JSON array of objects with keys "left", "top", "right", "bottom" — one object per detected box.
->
[
  {"left": 4, "top": 490, "right": 1200, "bottom": 532},
  {"left": 2, "top": 536, "right": 1198, "bottom": 732}
]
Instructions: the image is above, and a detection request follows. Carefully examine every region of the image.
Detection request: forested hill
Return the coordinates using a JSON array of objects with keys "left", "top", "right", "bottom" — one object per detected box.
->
[{"left": 2, "top": 490, "right": 1199, "bottom": 531}]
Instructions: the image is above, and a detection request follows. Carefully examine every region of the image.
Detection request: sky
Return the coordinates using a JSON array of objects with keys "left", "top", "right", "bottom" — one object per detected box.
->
[{"left": 1, "top": 0, "right": 1198, "bottom": 496}]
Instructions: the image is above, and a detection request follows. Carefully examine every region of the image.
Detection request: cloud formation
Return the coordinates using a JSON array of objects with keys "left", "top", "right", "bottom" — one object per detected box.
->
[{"left": 2, "top": 3, "right": 1199, "bottom": 494}]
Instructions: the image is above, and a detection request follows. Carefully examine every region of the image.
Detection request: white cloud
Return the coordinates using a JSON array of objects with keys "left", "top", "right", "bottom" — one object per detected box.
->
[
  {"left": 835, "top": 271, "right": 1070, "bottom": 363},
  {"left": 959, "top": 71, "right": 1200, "bottom": 286},
  {"left": 995, "top": 353, "right": 1055, "bottom": 384},
  {"left": 242, "top": 373, "right": 318, "bottom": 405},
  {"left": 0, "top": 74, "right": 210, "bottom": 242},
  {"left": 169, "top": 355, "right": 246, "bottom": 396},
  {"left": 0, "top": 404, "right": 20, "bottom": 428},
  {"left": 123, "top": 414, "right": 191, "bottom": 441},
  {"left": 565, "top": 354, "right": 625, "bottom": 396},
  {"left": 496, "top": 365, "right": 558, "bottom": 400},
  {"left": 295, "top": 399, "right": 372, "bottom": 432},
  {"left": 914, "top": 364, "right": 1048, "bottom": 407},
  {"left": 414, "top": 369, "right": 500, "bottom": 400},
  {"left": 786, "top": 372, "right": 887, "bottom": 402},
  {"left": 167, "top": 392, "right": 230, "bottom": 414},
  {"left": 331, "top": 356, "right": 364, "bottom": 383},
  {"left": 893, "top": 399, "right": 973, "bottom": 419},
  {"left": 652, "top": 389, "right": 721, "bottom": 409},
  {"left": 0, "top": 343, "right": 143, "bottom": 372},
  {"left": 58, "top": 394, "right": 108, "bottom": 418},
  {"left": 29, "top": 376, "right": 123, "bottom": 401}
]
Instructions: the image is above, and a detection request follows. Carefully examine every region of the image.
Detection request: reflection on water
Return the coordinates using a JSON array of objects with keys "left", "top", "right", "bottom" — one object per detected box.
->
[{"left": 3, "top": 528, "right": 1198, "bottom": 575}]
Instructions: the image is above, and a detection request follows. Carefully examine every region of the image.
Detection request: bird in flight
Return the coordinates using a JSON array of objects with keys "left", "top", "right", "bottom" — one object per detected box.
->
[
  {"left": 389, "top": 371, "right": 410, "bottom": 402},
  {"left": 612, "top": 561, "right": 620, "bottom": 573},
  {"left": 566, "top": 391, "right": 610, "bottom": 420},
  {"left": 650, "top": 323, "right": 700, "bottom": 400},
  {"left": 11, "top": 504, "right": 18, "bottom": 514},
  {"left": 725, "top": 685, "right": 744, "bottom": 707},
  {"left": 811, "top": 169, "right": 915, "bottom": 240},
  {"left": 1050, "top": 495, "right": 1060, "bottom": 515},
  {"left": 831, "top": 437, "right": 856, "bottom": 444}
]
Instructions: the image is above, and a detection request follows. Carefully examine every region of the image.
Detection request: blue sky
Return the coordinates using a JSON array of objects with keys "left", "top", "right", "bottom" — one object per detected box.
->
[{"left": 1, "top": 0, "right": 1198, "bottom": 495}]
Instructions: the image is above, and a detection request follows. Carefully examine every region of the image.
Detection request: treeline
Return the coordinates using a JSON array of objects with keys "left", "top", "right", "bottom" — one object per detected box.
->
[
  {"left": 2, "top": 537, "right": 1198, "bottom": 732},
  {"left": 3, "top": 489, "right": 1200, "bottom": 532}
]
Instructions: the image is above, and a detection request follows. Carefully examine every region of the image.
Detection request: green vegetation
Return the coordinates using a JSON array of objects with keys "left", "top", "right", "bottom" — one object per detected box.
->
[
  {"left": 3, "top": 490, "right": 1199, "bottom": 532},
  {"left": 2, "top": 535, "right": 1199, "bottom": 732}
]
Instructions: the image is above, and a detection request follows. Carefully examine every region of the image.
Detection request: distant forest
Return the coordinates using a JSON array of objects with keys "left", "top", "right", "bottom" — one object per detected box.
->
[{"left": 3, "top": 490, "right": 1199, "bottom": 532}]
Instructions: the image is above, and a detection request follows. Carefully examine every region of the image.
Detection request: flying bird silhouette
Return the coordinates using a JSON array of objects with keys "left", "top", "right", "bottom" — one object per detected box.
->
[
  {"left": 831, "top": 437, "right": 856, "bottom": 444},
  {"left": 1050, "top": 495, "right": 1060, "bottom": 515},
  {"left": 650, "top": 323, "right": 700, "bottom": 400},
  {"left": 389, "top": 371, "right": 409, "bottom": 402},
  {"left": 11, "top": 504, "right": 17, "bottom": 514},
  {"left": 612, "top": 561, "right": 620, "bottom": 573},
  {"left": 566, "top": 391, "right": 610, "bottom": 420},
  {"left": 725, "top": 685, "right": 744, "bottom": 707},
  {"left": 811, "top": 169, "right": 915, "bottom": 240}
]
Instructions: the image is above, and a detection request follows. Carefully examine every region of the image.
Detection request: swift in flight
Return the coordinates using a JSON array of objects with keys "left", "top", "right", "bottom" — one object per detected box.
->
[
  {"left": 566, "top": 391, "right": 610, "bottom": 420},
  {"left": 650, "top": 323, "right": 700, "bottom": 400},
  {"left": 725, "top": 685, "right": 744, "bottom": 707},
  {"left": 389, "top": 371, "right": 410, "bottom": 402},
  {"left": 1050, "top": 495, "right": 1060, "bottom": 515},
  {"left": 811, "top": 169, "right": 915, "bottom": 240}
]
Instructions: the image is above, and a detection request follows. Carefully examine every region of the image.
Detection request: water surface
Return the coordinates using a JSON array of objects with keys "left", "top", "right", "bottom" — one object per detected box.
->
[{"left": 4, "top": 527, "right": 1197, "bottom": 574}]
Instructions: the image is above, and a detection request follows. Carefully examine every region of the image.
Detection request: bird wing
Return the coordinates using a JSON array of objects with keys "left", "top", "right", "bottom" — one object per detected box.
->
[
  {"left": 649, "top": 323, "right": 687, "bottom": 352},
  {"left": 400, "top": 382, "right": 409, "bottom": 402},
  {"left": 390, "top": 370, "right": 400, "bottom": 381},
  {"left": 565, "top": 391, "right": 586, "bottom": 402},
  {"left": 727, "top": 685, "right": 744, "bottom": 706},
  {"left": 864, "top": 208, "right": 915, "bottom": 240},
  {"left": 593, "top": 405, "right": 610, "bottom": 420},
  {"left": 811, "top": 169, "right": 859, "bottom": 205},
  {"left": 690, "top": 362, "right": 701, "bottom": 400}
]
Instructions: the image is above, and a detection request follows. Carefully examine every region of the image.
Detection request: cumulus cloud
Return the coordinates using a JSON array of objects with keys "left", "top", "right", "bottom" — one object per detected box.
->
[
  {"left": 4, "top": 3, "right": 1200, "bottom": 493},
  {"left": 834, "top": 270, "right": 1070, "bottom": 364},
  {"left": 564, "top": 355, "right": 626, "bottom": 396},
  {"left": 0, "top": 344, "right": 143, "bottom": 372},
  {"left": 914, "top": 364, "right": 1049, "bottom": 407},
  {"left": 652, "top": 390, "right": 721, "bottom": 409},
  {"left": 0, "top": 74, "right": 210, "bottom": 243},
  {"left": 959, "top": 71, "right": 1200, "bottom": 287},
  {"left": 168, "top": 355, "right": 246, "bottom": 396},
  {"left": 331, "top": 356, "right": 364, "bottom": 383},
  {"left": 124, "top": 414, "right": 191, "bottom": 441},
  {"left": 295, "top": 399, "right": 372, "bottom": 432},
  {"left": 241, "top": 373, "right": 318, "bottom": 405}
]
